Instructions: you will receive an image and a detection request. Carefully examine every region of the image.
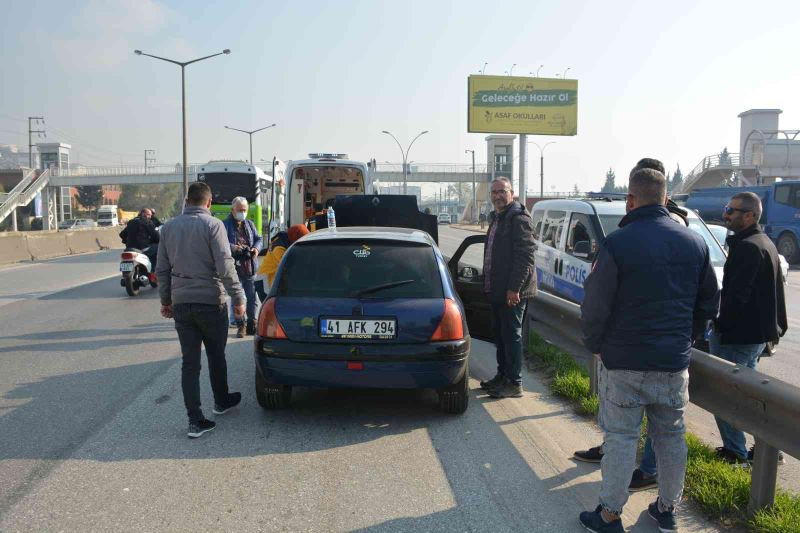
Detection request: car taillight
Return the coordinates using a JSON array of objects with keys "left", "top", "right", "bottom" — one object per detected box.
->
[
  {"left": 121, "top": 252, "right": 135, "bottom": 261},
  {"left": 430, "top": 299, "right": 464, "bottom": 341},
  {"left": 258, "top": 298, "right": 287, "bottom": 339}
]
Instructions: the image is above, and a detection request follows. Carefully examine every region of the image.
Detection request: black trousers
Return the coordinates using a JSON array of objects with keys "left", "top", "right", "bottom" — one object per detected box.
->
[{"left": 173, "top": 303, "right": 231, "bottom": 422}]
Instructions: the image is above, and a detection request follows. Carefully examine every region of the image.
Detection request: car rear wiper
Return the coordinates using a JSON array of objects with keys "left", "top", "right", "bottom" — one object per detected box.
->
[{"left": 352, "top": 279, "right": 416, "bottom": 298}]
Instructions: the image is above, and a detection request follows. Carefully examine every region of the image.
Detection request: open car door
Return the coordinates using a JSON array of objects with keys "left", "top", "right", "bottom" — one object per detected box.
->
[{"left": 448, "top": 234, "right": 494, "bottom": 342}]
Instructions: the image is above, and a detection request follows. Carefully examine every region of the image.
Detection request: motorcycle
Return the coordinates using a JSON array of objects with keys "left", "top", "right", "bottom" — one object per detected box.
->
[{"left": 119, "top": 248, "right": 157, "bottom": 296}]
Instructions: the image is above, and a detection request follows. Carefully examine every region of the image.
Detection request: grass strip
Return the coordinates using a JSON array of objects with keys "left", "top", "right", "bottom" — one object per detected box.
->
[{"left": 527, "top": 331, "right": 800, "bottom": 533}]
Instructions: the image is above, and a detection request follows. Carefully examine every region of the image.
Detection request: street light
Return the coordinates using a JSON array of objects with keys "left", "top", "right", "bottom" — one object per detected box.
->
[
  {"left": 134, "top": 48, "right": 231, "bottom": 202},
  {"left": 224, "top": 124, "right": 276, "bottom": 164},
  {"left": 528, "top": 141, "right": 556, "bottom": 197},
  {"left": 562, "top": 67, "right": 571, "bottom": 78},
  {"left": 465, "top": 149, "right": 477, "bottom": 223},
  {"left": 536, "top": 64, "right": 544, "bottom": 77},
  {"left": 479, "top": 62, "right": 488, "bottom": 74},
  {"left": 508, "top": 63, "right": 517, "bottom": 76},
  {"left": 381, "top": 130, "right": 429, "bottom": 195}
]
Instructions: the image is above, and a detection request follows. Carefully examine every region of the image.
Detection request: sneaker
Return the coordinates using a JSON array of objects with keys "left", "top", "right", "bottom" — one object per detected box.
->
[
  {"left": 479, "top": 374, "right": 504, "bottom": 390},
  {"left": 246, "top": 323, "right": 256, "bottom": 336},
  {"left": 187, "top": 418, "right": 216, "bottom": 439},
  {"left": 629, "top": 468, "right": 658, "bottom": 491},
  {"left": 747, "top": 445, "right": 785, "bottom": 465},
  {"left": 648, "top": 500, "right": 677, "bottom": 532},
  {"left": 715, "top": 446, "right": 747, "bottom": 464},
  {"left": 579, "top": 505, "right": 624, "bottom": 533},
  {"left": 213, "top": 392, "right": 242, "bottom": 415},
  {"left": 488, "top": 380, "right": 523, "bottom": 398},
  {"left": 236, "top": 323, "right": 246, "bottom": 338},
  {"left": 574, "top": 445, "right": 604, "bottom": 463}
]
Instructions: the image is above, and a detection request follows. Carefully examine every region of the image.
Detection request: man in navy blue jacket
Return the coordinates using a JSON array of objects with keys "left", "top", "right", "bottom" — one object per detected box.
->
[
  {"left": 223, "top": 197, "right": 263, "bottom": 338},
  {"left": 578, "top": 169, "right": 719, "bottom": 533}
]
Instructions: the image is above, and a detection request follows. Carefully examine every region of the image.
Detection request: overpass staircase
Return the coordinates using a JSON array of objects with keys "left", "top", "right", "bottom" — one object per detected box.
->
[
  {"left": 0, "top": 168, "right": 52, "bottom": 229},
  {"left": 675, "top": 153, "right": 760, "bottom": 194}
]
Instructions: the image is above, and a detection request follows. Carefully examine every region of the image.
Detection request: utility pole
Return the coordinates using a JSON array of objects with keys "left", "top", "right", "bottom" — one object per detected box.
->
[
  {"left": 466, "top": 149, "right": 477, "bottom": 223},
  {"left": 28, "top": 116, "right": 45, "bottom": 169},
  {"left": 144, "top": 149, "right": 156, "bottom": 174}
]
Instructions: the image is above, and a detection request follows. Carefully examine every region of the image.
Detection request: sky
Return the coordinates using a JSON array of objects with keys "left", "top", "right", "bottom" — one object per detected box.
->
[{"left": 2, "top": 0, "right": 799, "bottom": 195}]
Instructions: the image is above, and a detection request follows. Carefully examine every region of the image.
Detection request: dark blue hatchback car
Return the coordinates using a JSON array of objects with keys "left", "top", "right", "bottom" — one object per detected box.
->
[{"left": 254, "top": 226, "right": 491, "bottom": 414}]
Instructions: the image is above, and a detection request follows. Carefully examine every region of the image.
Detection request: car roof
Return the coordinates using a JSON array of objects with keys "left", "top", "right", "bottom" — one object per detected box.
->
[
  {"left": 296, "top": 226, "right": 436, "bottom": 246},
  {"left": 532, "top": 198, "right": 700, "bottom": 218}
]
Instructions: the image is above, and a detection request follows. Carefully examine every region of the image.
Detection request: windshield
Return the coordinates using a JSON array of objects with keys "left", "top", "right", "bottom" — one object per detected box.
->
[
  {"left": 598, "top": 214, "right": 726, "bottom": 267},
  {"left": 277, "top": 241, "right": 442, "bottom": 298},
  {"left": 198, "top": 172, "right": 257, "bottom": 204},
  {"left": 98, "top": 212, "right": 113, "bottom": 219}
]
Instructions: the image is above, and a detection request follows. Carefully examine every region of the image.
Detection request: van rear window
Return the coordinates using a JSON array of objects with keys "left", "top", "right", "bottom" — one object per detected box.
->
[{"left": 277, "top": 240, "right": 443, "bottom": 299}]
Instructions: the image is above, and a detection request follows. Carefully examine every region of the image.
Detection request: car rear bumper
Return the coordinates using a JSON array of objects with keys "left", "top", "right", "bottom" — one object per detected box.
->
[{"left": 254, "top": 337, "right": 469, "bottom": 389}]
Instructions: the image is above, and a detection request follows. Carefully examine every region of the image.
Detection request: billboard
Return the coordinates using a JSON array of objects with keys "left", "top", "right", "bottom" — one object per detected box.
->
[{"left": 468, "top": 75, "right": 578, "bottom": 136}]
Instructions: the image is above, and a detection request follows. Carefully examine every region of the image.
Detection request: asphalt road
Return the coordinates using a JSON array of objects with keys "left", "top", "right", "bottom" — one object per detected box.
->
[
  {"left": 0, "top": 247, "right": 722, "bottom": 532},
  {"left": 438, "top": 224, "right": 800, "bottom": 493}
]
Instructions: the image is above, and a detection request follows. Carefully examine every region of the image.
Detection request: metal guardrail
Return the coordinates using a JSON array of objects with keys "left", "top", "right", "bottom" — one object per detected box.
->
[
  {"left": 530, "top": 289, "right": 799, "bottom": 514},
  {"left": 0, "top": 168, "right": 42, "bottom": 225},
  {"left": 676, "top": 153, "right": 743, "bottom": 194}
]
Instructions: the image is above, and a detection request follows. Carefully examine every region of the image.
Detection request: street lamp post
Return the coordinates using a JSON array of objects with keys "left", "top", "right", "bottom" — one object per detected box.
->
[
  {"left": 134, "top": 48, "right": 231, "bottom": 202},
  {"left": 508, "top": 63, "right": 517, "bottom": 76},
  {"left": 528, "top": 141, "right": 556, "bottom": 197},
  {"left": 536, "top": 64, "right": 544, "bottom": 77},
  {"left": 465, "top": 149, "right": 477, "bottom": 223},
  {"left": 224, "top": 124, "right": 276, "bottom": 164},
  {"left": 381, "top": 130, "right": 429, "bottom": 195},
  {"left": 562, "top": 67, "right": 571, "bottom": 78},
  {"left": 479, "top": 62, "right": 488, "bottom": 74}
]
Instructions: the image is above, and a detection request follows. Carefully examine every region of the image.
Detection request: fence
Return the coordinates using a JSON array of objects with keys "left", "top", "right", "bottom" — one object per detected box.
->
[{"left": 529, "top": 289, "right": 800, "bottom": 514}]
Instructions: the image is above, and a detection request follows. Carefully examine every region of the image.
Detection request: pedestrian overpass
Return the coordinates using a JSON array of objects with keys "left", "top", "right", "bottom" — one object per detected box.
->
[{"left": 1, "top": 161, "right": 494, "bottom": 231}]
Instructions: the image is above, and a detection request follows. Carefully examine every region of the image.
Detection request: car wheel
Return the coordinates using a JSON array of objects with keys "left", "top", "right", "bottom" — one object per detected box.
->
[
  {"left": 438, "top": 367, "right": 469, "bottom": 414},
  {"left": 255, "top": 365, "right": 291, "bottom": 409},
  {"left": 777, "top": 232, "right": 800, "bottom": 264},
  {"left": 124, "top": 272, "right": 139, "bottom": 296}
]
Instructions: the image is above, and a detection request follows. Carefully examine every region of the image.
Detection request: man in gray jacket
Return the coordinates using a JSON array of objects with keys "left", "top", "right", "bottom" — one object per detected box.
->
[{"left": 157, "top": 182, "right": 246, "bottom": 438}]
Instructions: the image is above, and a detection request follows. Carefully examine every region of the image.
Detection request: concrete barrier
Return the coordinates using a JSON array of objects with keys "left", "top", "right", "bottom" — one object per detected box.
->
[
  {"left": 65, "top": 229, "right": 102, "bottom": 255},
  {"left": 25, "top": 232, "right": 71, "bottom": 261},
  {"left": 0, "top": 233, "right": 33, "bottom": 265},
  {"left": 96, "top": 227, "right": 123, "bottom": 250}
]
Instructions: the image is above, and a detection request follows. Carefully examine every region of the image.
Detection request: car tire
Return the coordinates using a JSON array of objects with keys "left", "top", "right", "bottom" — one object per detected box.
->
[
  {"left": 438, "top": 368, "right": 469, "bottom": 415},
  {"left": 255, "top": 365, "right": 291, "bottom": 409},
  {"left": 778, "top": 232, "right": 800, "bottom": 264},
  {"left": 124, "top": 272, "right": 139, "bottom": 296}
]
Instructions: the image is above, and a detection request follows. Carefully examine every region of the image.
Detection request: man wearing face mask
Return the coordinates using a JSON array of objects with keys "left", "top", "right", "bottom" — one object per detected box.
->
[{"left": 223, "top": 197, "right": 263, "bottom": 338}]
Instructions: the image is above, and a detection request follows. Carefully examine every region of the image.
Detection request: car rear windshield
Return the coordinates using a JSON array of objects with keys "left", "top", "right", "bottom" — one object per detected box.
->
[{"left": 277, "top": 240, "right": 444, "bottom": 299}]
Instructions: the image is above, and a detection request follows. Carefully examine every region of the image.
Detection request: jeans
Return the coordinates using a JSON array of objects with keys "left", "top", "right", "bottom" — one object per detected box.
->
[
  {"left": 640, "top": 436, "right": 657, "bottom": 477},
  {"left": 489, "top": 300, "right": 527, "bottom": 384},
  {"left": 599, "top": 364, "right": 689, "bottom": 514},
  {"left": 710, "top": 331, "right": 765, "bottom": 459},
  {"left": 173, "top": 303, "right": 232, "bottom": 423},
  {"left": 254, "top": 280, "right": 267, "bottom": 303},
  {"left": 237, "top": 277, "right": 257, "bottom": 328}
]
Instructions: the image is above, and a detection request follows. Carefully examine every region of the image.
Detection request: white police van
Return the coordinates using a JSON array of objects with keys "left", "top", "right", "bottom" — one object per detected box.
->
[{"left": 531, "top": 196, "right": 727, "bottom": 305}]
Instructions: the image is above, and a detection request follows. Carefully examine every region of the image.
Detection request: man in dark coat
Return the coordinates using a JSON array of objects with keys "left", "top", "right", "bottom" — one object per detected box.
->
[
  {"left": 713, "top": 191, "right": 788, "bottom": 463},
  {"left": 478, "top": 177, "right": 536, "bottom": 398},
  {"left": 119, "top": 208, "right": 160, "bottom": 267},
  {"left": 578, "top": 168, "right": 719, "bottom": 533}
]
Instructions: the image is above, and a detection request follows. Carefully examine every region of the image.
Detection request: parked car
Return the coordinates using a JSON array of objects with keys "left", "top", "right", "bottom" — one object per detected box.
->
[
  {"left": 254, "top": 226, "right": 488, "bottom": 414},
  {"left": 58, "top": 218, "right": 96, "bottom": 230},
  {"left": 437, "top": 213, "right": 451, "bottom": 224}
]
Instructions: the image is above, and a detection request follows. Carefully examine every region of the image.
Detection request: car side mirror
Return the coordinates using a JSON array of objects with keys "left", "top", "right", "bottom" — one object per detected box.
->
[
  {"left": 573, "top": 240, "right": 591, "bottom": 258},
  {"left": 459, "top": 266, "right": 478, "bottom": 280}
]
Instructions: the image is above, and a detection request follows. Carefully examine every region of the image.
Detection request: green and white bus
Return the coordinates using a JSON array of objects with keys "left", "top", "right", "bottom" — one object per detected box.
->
[{"left": 196, "top": 160, "right": 285, "bottom": 236}]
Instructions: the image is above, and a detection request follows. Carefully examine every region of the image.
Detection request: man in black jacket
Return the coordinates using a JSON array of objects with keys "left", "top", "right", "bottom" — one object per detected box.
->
[
  {"left": 713, "top": 192, "right": 788, "bottom": 463},
  {"left": 119, "top": 208, "right": 160, "bottom": 267},
  {"left": 478, "top": 177, "right": 536, "bottom": 398}
]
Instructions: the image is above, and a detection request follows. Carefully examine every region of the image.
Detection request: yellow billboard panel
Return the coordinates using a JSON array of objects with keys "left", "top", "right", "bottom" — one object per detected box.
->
[{"left": 468, "top": 75, "right": 578, "bottom": 135}]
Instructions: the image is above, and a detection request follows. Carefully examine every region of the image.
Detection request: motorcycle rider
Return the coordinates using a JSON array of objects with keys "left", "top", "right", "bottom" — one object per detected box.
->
[{"left": 119, "top": 208, "right": 160, "bottom": 268}]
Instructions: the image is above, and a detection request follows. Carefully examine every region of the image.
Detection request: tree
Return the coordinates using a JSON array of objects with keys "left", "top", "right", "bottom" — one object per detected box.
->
[
  {"left": 601, "top": 168, "right": 616, "bottom": 192},
  {"left": 76, "top": 185, "right": 104, "bottom": 212},
  {"left": 119, "top": 183, "right": 183, "bottom": 219},
  {"left": 671, "top": 165, "right": 683, "bottom": 192}
]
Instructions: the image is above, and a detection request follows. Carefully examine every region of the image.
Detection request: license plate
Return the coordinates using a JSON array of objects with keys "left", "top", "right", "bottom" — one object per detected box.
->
[
  {"left": 120, "top": 262, "right": 134, "bottom": 272},
  {"left": 320, "top": 317, "right": 396, "bottom": 339}
]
